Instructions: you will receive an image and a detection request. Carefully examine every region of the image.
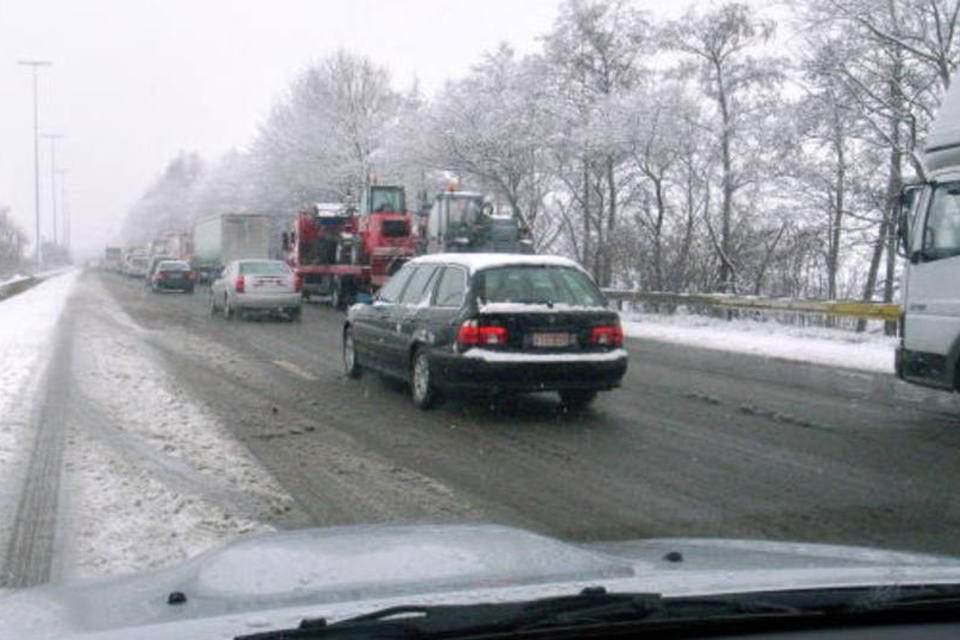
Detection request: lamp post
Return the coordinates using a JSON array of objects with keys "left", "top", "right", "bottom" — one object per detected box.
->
[
  {"left": 56, "top": 168, "right": 69, "bottom": 253},
  {"left": 41, "top": 133, "right": 64, "bottom": 246},
  {"left": 17, "top": 59, "right": 51, "bottom": 265}
]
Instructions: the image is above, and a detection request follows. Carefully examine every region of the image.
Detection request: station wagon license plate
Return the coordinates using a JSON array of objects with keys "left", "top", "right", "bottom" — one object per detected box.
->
[{"left": 532, "top": 332, "right": 573, "bottom": 348}]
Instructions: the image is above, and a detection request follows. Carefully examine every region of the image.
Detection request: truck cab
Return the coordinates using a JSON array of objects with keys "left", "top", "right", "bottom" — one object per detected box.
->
[
  {"left": 281, "top": 186, "right": 417, "bottom": 307},
  {"left": 355, "top": 186, "right": 417, "bottom": 281},
  {"left": 896, "top": 73, "right": 960, "bottom": 391},
  {"left": 897, "top": 176, "right": 960, "bottom": 390}
]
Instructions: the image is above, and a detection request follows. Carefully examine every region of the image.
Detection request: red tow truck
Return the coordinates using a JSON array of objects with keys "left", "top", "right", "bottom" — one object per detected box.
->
[{"left": 283, "top": 185, "right": 418, "bottom": 308}]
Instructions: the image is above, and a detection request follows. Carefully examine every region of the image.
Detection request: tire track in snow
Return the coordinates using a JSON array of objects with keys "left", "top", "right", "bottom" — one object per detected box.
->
[{"left": 0, "top": 310, "right": 74, "bottom": 588}]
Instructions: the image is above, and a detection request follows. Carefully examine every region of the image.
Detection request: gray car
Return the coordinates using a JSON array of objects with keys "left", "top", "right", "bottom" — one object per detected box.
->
[{"left": 209, "top": 259, "right": 301, "bottom": 321}]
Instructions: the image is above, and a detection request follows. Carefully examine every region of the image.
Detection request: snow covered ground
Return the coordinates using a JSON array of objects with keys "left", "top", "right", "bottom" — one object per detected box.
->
[
  {"left": 0, "top": 270, "right": 79, "bottom": 479},
  {"left": 57, "top": 275, "right": 295, "bottom": 579},
  {"left": 622, "top": 312, "right": 897, "bottom": 373},
  {"left": 0, "top": 270, "right": 80, "bottom": 575},
  {"left": 0, "top": 271, "right": 296, "bottom": 583}
]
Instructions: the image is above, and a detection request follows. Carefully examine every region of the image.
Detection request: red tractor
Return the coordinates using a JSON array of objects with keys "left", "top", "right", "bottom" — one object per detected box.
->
[{"left": 283, "top": 185, "right": 417, "bottom": 308}]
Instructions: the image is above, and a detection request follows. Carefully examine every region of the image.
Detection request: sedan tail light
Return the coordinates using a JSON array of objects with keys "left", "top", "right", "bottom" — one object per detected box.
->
[
  {"left": 235, "top": 276, "right": 245, "bottom": 293},
  {"left": 590, "top": 324, "right": 623, "bottom": 347},
  {"left": 457, "top": 319, "right": 507, "bottom": 349}
]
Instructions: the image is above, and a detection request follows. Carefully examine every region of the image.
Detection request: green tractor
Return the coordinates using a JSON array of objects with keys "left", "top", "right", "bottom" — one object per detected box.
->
[{"left": 420, "top": 188, "right": 534, "bottom": 255}]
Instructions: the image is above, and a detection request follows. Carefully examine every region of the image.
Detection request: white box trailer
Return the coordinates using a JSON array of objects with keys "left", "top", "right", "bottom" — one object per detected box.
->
[
  {"left": 192, "top": 214, "right": 271, "bottom": 281},
  {"left": 896, "top": 73, "right": 960, "bottom": 391}
]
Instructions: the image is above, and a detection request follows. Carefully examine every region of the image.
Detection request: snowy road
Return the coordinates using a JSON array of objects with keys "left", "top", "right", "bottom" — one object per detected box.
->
[{"left": 4, "top": 270, "right": 960, "bottom": 587}]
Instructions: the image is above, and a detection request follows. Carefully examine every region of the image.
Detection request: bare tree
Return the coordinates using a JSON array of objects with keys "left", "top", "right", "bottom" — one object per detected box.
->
[
  {"left": 543, "top": 0, "right": 651, "bottom": 285},
  {"left": 664, "top": 2, "right": 783, "bottom": 292},
  {"left": 0, "top": 206, "right": 26, "bottom": 274}
]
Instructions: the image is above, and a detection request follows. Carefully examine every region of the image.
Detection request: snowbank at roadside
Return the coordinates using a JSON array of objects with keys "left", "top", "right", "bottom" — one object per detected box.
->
[
  {"left": 622, "top": 312, "right": 897, "bottom": 373},
  {"left": 0, "top": 273, "right": 29, "bottom": 288},
  {"left": 0, "top": 270, "right": 79, "bottom": 470},
  {"left": 0, "top": 270, "right": 79, "bottom": 570}
]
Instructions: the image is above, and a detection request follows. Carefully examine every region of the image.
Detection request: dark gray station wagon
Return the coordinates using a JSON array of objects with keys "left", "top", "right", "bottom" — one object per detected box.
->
[{"left": 342, "top": 254, "right": 628, "bottom": 410}]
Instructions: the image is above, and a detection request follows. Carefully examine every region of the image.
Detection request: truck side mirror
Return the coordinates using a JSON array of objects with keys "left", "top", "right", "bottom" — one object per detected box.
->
[
  {"left": 897, "top": 208, "right": 910, "bottom": 258},
  {"left": 897, "top": 184, "right": 922, "bottom": 258}
]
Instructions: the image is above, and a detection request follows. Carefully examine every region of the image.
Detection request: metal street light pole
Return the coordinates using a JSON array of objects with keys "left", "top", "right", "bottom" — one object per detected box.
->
[
  {"left": 17, "top": 59, "right": 51, "bottom": 266},
  {"left": 56, "top": 168, "right": 69, "bottom": 254},
  {"left": 41, "top": 133, "right": 64, "bottom": 246}
]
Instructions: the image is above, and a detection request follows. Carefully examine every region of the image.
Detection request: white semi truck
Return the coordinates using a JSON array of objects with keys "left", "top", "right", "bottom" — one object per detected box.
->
[
  {"left": 192, "top": 214, "right": 271, "bottom": 282},
  {"left": 896, "top": 74, "right": 960, "bottom": 391}
]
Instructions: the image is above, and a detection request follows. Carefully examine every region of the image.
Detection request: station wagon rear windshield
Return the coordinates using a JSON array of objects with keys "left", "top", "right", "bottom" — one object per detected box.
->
[
  {"left": 240, "top": 262, "right": 289, "bottom": 275},
  {"left": 475, "top": 265, "right": 606, "bottom": 307}
]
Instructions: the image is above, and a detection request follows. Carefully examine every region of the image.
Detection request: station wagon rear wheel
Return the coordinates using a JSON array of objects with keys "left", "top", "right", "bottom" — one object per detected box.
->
[
  {"left": 411, "top": 349, "right": 438, "bottom": 410},
  {"left": 343, "top": 327, "right": 362, "bottom": 378}
]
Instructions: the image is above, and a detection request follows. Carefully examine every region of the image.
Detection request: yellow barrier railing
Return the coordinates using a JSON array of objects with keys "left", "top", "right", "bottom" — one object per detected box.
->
[{"left": 601, "top": 290, "right": 902, "bottom": 322}]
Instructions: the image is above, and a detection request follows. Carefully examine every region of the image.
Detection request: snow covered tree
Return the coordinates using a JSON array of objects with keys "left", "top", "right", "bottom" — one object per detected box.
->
[
  {"left": 542, "top": 0, "right": 652, "bottom": 286},
  {"left": 663, "top": 2, "right": 784, "bottom": 293},
  {"left": 418, "top": 47, "right": 560, "bottom": 249},
  {"left": 122, "top": 152, "right": 204, "bottom": 245},
  {"left": 252, "top": 51, "right": 401, "bottom": 208}
]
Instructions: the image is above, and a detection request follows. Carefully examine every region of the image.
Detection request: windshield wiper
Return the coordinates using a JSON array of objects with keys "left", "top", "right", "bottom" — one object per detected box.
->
[
  {"left": 236, "top": 588, "right": 661, "bottom": 640},
  {"left": 235, "top": 584, "right": 960, "bottom": 640}
]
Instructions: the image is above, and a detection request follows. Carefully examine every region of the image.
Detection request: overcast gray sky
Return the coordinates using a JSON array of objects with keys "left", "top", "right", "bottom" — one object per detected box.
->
[{"left": 0, "top": 0, "right": 762, "bottom": 259}]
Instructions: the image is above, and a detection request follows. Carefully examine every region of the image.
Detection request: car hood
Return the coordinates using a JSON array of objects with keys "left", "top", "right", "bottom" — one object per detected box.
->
[{"left": 4, "top": 523, "right": 960, "bottom": 639}]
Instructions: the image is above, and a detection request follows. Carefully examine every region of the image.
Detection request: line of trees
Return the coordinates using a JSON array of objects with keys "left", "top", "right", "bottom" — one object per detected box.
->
[
  {"left": 0, "top": 206, "right": 27, "bottom": 276},
  {"left": 123, "top": 0, "right": 960, "bottom": 303}
]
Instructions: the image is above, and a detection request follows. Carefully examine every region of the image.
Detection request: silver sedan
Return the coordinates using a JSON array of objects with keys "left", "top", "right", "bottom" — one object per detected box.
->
[{"left": 209, "top": 259, "right": 302, "bottom": 321}]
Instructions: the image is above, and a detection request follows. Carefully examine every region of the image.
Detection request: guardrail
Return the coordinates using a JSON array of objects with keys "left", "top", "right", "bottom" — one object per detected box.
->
[
  {"left": 601, "top": 289, "right": 902, "bottom": 322},
  {"left": 0, "top": 275, "right": 38, "bottom": 301},
  {"left": 0, "top": 268, "right": 73, "bottom": 302}
]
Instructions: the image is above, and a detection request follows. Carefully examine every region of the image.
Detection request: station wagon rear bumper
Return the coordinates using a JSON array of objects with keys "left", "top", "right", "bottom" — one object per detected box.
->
[
  {"left": 431, "top": 348, "right": 628, "bottom": 393},
  {"left": 153, "top": 278, "right": 193, "bottom": 290}
]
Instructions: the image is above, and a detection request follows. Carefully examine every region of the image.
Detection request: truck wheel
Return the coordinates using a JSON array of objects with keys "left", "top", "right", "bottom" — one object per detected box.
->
[
  {"left": 559, "top": 390, "right": 597, "bottom": 411},
  {"left": 331, "top": 285, "right": 343, "bottom": 311},
  {"left": 411, "top": 348, "right": 439, "bottom": 410},
  {"left": 343, "top": 327, "right": 362, "bottom": 378}
]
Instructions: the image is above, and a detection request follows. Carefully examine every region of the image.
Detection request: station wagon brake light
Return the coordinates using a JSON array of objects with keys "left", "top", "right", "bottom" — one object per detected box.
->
[
  {"left": 590, "top": 325, "right": 623, "bottom": 347},
  {"left": 235, "top": 276, "right": 245, "bottom": 293},
  {"left": 457, "top": 319, "right": 507, "bottom": 348}
]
